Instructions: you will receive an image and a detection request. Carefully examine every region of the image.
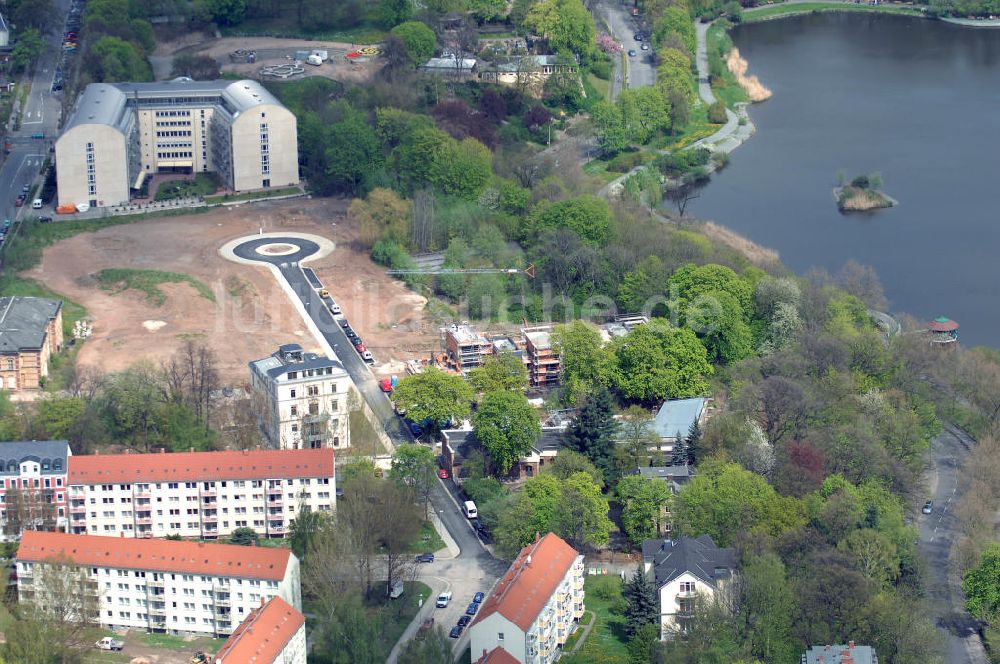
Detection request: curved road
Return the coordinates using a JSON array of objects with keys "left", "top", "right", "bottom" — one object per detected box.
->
[
  {"left": 226, "top": 236, "right": 507, "bottom": 658},
  {"left": 922, "top": 424, "right": 988, "bottom": 664}
]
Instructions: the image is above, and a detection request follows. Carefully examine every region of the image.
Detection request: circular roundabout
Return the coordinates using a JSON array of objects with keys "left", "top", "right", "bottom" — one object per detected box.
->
[{"left": 219, "top": 232, "right": 334, "bottom": 267}]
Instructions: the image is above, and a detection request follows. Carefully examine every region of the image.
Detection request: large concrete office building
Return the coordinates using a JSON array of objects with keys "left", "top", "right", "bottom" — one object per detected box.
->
[{"left": 55, "top": 79, "right": 298, "bottom": 209}]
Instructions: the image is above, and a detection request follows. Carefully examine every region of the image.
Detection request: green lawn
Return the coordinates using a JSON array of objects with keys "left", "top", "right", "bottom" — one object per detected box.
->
[
  {"left": 653, "top": 103, "right": 720, "bottom": 151},
  {"left": 408, "top": 520, "right": 446, "bottom": 554},
  {"left": 706, "top": 21, "right": 750, "bottom": 109},
  {"left": 588, "top": 73, "right": 610, "bottom": 102},
  {"left": 94, "top": 268, "right": 216, "bottom": 306},
  {"left": 204, "top": 186, "right": 303, "bottom": 205},
  {"left": 154, "top": 173, "right": 220, "bottom": 201},
  {"left": 132, "top": 631, "right": 227, "bottom": 652},
  {"left": 219, "top": 14, "right": 386, "bottom": 43},
  {"left": 744, "top": 1, "right": 924, "bottom": 21},
  {"left": 561, "top": 576, "right": 630, "bottom": 664}
]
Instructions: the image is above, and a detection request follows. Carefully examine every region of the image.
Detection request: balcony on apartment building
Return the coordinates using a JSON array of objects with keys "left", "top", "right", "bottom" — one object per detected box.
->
[
  {"left": 70, "top": 502, "right": 86, "bottom": 513},
  {"left": 135, "top": 512, "right": 152, "bottom": 525},
  {"left": 214, "top": 594, "right": 231, "bottom": 607},
  {"left": 136, "top": 529, "right": 154, "bottom": 538},
  {"left": 268, "top": 522, "right": 286, "bottom": 534},
  {"left": 134, "top": 489, "right": 151, "bottom": 499},
  {"left": 149, "top": 603, "right": 166, "bottom": 615},
  {"left": 266, "top": 493, "right": 283, "bottom": 506}
]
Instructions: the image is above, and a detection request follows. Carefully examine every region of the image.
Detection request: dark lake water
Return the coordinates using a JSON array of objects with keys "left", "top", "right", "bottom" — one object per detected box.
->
[{"left": 690, "top": 13, "right": 1000, "bottom": 347}]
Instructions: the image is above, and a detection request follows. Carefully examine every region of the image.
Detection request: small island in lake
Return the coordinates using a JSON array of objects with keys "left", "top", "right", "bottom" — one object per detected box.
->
[{"left": 834, "top": 173, "right": 897, "bottom": 212}]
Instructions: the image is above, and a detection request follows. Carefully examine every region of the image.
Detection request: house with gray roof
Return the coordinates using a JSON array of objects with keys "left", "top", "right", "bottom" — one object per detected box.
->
[
  {"left": 641, "top": 535, "right": 736, "bottom": 639},
  {"left": 0, "top": 297, "right": 63, "bottom": 394},
  {"left": 56, "top": 79, "right": 299, "bottom": 209},
  {"left": 477, "top": 55, "right": 578, "bottom": 92},
  {"left": 802, "top": 643, "right": 878, "bottom": 664},
  {"left": 0, "top": 440, "right": 72, "bottom": 537},
  {"left": 249, "top": 344, "right": 352, "bottom": 450}
]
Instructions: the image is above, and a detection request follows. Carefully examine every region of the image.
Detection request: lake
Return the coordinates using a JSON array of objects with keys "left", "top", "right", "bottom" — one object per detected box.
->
[{"left": 690, "top": 12, "right": 1000, "bottom": 347}]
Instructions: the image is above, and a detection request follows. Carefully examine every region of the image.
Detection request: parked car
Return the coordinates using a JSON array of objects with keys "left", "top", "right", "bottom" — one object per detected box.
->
[
  {"left": 38, "top": 216, "right": 52, "bottom": 223},
  {"left": 634, "top": 33, "right": 642, "bottom": 40},
  {"left": 457, "top": 615, "right": 470, "bottom": 627},
  {"left": 437, "top": 468, "right": 449, "bottom": 479},
  {"left": 922, "top": 500, "right": 934, "bottom": 514},
  {"left": 354, "top": 342, "right": 366, "bottom": 353},
  {"left": 339, "top": 318, "right": 350, "bottom": 328},
  {"left": 3, "top": 219, "right": 11, "bottom": 230},
  {"left": 628, "top": 49, "right": 637, "bottom": 57},
  {"left": 407, "top": 420, "right": 423, "bottom": 437},
  {"left": 477, "top": 528, "right": 492, "bottom": 544},
  {"left": 362, "top": 350, "right": 374, "bottom": 363},
  {"left": 379, "top": 378, "right": 393, "bottom": 393},
  {"left": 21, "top": 185, "right": 29, "bottom": 193},
  {"left": 466, "top": 603, "right": 478, "bottom": 616},
  {"left": 416, "top": 552, "right": 435, "bottom": 563},
  {"left": 344, "top": 328, "right": 358, "bottom": 340},
  {"left": 15, "top": 196, "right": 24, "bottom": 207},
  {"left": 95, "top": 637, "right": 124, "bottom": 651},
  {"left": 473, "top": 592, "right": 485, "bottom": 604},
  {"left": 641, "top": 43, "right": 650, "bottom": 50},
  {"left": 436, "top": 591, "right": 452, "bottom": 607},
  {"left": 449, "top": 625, "right": 463, "bottom": 638}
]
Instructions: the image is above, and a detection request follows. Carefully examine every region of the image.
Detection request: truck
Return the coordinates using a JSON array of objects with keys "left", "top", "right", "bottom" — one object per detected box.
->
[{"left": 95, "top": 637, "right": 124, "bottom": 651}]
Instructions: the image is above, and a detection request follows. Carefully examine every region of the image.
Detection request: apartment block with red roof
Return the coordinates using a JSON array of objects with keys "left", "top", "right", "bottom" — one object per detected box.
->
[
  {"left": 470, "top": 532, "right": 585, "bottom": 664},
  {"left": 214, "top": 596, "right": 306, "bottom": 664},
  {"left": 15, "top": 531, "right": 301, "bottom": 638},
  {"left": 66, "top": 448, "right": 335, "bottom": 540}
]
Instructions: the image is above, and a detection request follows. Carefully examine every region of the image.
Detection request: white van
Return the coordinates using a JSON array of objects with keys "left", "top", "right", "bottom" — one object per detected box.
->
[
  {"left": 463, "top": 500, "right": 478, "bottom": 519},
  {"left": 32, "top": 199, "right": 42, "bottom": 209}
]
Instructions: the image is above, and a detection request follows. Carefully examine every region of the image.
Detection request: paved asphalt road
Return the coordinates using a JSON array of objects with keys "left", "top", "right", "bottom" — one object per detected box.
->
[
  {"left": 0, "top": 0, "right": 70, "bottom": 232},
  {"left": 920, "top": 423, "right": 988, "bottom": 664},
  {"left": 604, "top": 0, "right": 656, "bottom": 90},
  {"left": 232, "top": 237, "right": 508, "bottom": 658}
]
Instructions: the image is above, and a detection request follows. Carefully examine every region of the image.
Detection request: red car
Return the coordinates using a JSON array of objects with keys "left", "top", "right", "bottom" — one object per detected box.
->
[
  {"left": 14, "top": 197, "right": 24, "bottom": 207},
  {"left": 379, "top": 378, "right": 393, "bottom": 393},
  {"left": 355, "top": 343, "right": 367, "bottom": 353},
  {"left": 437, "top": 468, "right": 449, "bottom": 479}
]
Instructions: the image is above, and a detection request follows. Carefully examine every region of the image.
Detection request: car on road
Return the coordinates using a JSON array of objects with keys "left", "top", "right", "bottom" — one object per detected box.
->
[
  {"left": 473, "top": 592, "right": 485, "bottom": 604},
  {"left": 466, "top": 603, "right": 478, "bottom": 616},
  {"left": 328, "top": 301, "right": 341, "bottom": 315},
  {"left": 339, "top": 318, "right": 350, "bottom": 328},
  {"left": 21, "top": 185, "right": 29, "bottom": 194},
  {"left": 477, "top": 528, "right": 492, "bottom": 544},
  {"left": 416, "top": 552, "right": 435, "bottom": 563},
  {"left": 15, "top": 196, "right": 24, "bottom": 207},
  {"left": 437, "top": 468, "right": 449, "bottom": 479},
  {"left": 922, "top": 500, "right": 934, "bottom": 514},
  {"left": 634, "top": 33, "right": 642, "bottom": 40},
  {"left": 641, "top": 43, "right": 649, "bottom": 50},
  {"left": 457, "top": 615, "right": 471, "bottom": 627},
  {"left": 436, "top": 591, "right": 452, "bottom": 607},
  {"left": 2, "top": 219, "right": 11, "bottom": 230},
  {"left": 449, "top": 625, "right": 463, "bottom": 638},
  {"left": 344, "top": 327, "right": 358, "bottom": 340},
  {"left": 379, "top": 378, "right": 393, "bottom": 393},
  {"left": 354, "top": 342, "right": 367, "bottom": 354},
  {"left": 628, "top": 49, "right": 637, "bottom": 57},
  {"left": 362, "top": 350, "right": 374, "bottom": 363}
]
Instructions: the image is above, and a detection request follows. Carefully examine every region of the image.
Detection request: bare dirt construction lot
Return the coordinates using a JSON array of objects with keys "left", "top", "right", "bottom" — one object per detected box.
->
[
  {"left": 27, "top": 199, "right": 439, "bottom": 384},
  {"left": 151, "top": 34, "right": 381, "bottom": 84}
]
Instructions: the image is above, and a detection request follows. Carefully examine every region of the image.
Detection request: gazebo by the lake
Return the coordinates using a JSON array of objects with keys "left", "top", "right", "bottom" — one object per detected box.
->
[{"left": 927, "top": 316, "right": 959, "bottom": 344}]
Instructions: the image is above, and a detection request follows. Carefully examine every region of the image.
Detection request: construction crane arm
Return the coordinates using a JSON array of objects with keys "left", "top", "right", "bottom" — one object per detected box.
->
[{"left": 387, "top": 264, "right": 535, "bottom": 278}]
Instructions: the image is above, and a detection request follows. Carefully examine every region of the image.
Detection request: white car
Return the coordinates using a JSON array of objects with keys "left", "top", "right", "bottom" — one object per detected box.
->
[
  {"left": 436, "top": 591, "right": 452, "bottom": 608},
  {"left": 95, "top": 637, "right": 124, "bottom": 651}
]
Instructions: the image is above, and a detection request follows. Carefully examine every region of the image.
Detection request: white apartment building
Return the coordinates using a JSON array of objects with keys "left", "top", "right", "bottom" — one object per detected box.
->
[
  {"left": 641, "top": 535, "right": 736, "bottom": 639},
  {"left": 0, "top": 440, "right": 71, "bottom": 538},
  {"left": 67, "top": 448, "right": 335, "bottom": 540},
  {"left": 55, "top": 79, "right": 298, "bottom": 209},
  {"left": 471, "top": 533, "right": 585, "bottom": 664},
  {"left": 215, "top": 596, "right": 306, "bottom": 664},
  {"left": 249, "top": 344, "right": 351, "bottom": 450},
  {"left": 16, "top": 531, "right": 301, "bottom": 638}
]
